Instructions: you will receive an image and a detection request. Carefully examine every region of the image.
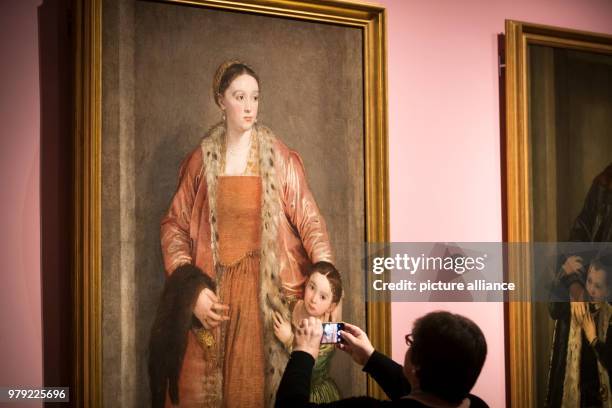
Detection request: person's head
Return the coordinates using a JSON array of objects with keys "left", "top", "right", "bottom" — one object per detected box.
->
[
  {"left": 303, "top": 262, "right": 343, "bottom": 319},
  {"left": 212, "top": 61, "right": 260, "bottom": 133},
  {"left": 403, "top": 311, "right": 487, "bottom": 404},
  {"left": 586, "top": 258, "right": 612, "bottom": 302}
]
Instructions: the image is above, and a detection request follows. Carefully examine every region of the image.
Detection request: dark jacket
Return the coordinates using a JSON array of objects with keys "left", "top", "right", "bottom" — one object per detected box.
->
[
  {"left": 567, "top": 163, "right": 612, "bottom": 244},
  {"left": 275, "top": 350, "right": 488, "bottom": 408},
  {"left": 547, "top": 266, "right": 612, "bottom": 408},
  {"left": 547, "top": 300, "right": 612, "bottom": 407},
  {"left": 148, "top": 264, "right": 215, "bottom": 408}
]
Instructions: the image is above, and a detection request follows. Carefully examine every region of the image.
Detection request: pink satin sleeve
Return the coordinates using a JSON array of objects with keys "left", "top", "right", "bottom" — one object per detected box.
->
[
  {"left": 282, "top": 150, "right": 334, "bottom": 265},
  {"left": 160, "top": 148, "right": 203, "bottom": 275}
]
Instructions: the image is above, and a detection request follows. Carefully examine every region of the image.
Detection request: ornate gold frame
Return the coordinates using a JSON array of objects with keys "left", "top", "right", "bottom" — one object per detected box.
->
[
  {"left": 504, "top": 20, "right": 612, "bottom": 408},
  {"left": 73, "top": 0, "right": 388, "bottom": 405}
]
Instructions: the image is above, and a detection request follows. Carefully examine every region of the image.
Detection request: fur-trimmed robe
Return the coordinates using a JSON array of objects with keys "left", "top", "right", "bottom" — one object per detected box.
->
[
  {"left": 560, "top": 302, "right": 611, "bottom": 407},
  {"left": 548, "top": 293, "right": 612, "bottom": 407},
  {"left": 155, "top": 123, "right": 334, "bottom": 407}
]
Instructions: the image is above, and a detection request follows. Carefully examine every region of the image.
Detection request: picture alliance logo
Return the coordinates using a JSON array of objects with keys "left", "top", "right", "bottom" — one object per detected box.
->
[{"left": 371, "top": 253, "right": 488, "bottom": 275}]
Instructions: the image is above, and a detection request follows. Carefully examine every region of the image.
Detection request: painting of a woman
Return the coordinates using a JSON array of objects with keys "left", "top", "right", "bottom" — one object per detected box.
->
[
  {"left": 546, "top": 164, "right": 612, "bottom": 407},
  {"left": 148, "top": 60, "right": 335, "bottom": 408}
]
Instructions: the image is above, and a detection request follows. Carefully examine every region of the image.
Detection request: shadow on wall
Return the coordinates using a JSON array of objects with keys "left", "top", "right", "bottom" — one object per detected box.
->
[{"left": 39, "top": 0, "right": 74, "bottom": 406}]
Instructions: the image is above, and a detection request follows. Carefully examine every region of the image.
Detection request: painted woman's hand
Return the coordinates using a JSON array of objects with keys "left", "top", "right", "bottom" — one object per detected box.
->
[
  {"left": 562, "top": 256, "right": 584, "bottom": 276},
  {"left": 273, "top": 311, "right": 293, "bottom": 345},
  {"left": 570, "top": 301, "right": 587, "bottom": 325},
  {"left": 193, "top": 288, "right": 229, "bottom": 329}
]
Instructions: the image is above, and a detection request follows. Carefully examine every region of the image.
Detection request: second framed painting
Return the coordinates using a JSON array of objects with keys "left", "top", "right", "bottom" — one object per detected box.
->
[
  {"left": 73, "top": 0, "right": 389, "bottom": 406},
  {"left": 504, "top": 20, "right": 612, "bottom": 408}
]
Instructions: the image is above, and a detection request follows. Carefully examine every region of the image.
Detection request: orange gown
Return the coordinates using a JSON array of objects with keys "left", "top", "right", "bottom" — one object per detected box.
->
[{"left": 216, "top": 175, "right": 264, "bottom": 407}]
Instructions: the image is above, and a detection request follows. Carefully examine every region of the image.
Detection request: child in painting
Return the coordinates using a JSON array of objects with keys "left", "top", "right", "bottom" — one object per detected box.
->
[
  {"left": 548, "top": 257, "right": 612, "bottom": 407},
  {"left": 273, "top": 261, "right": 343, "bottom": 403}
]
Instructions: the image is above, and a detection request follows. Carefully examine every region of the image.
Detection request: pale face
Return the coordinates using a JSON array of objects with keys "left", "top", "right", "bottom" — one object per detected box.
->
[
  {"left": 586, "top": 266, "right": 609, "bottom": 302},
  {"left": 303, "top": 272, "right": 336, "bottom": 318},
  {"left": 219, "top": 73, "right": 259, "bottom": 132}
]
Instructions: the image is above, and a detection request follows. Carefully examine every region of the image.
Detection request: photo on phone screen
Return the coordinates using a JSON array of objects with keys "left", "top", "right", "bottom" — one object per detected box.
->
[{"left": 321, "top": 322, "right": 345, "bottom": 344}]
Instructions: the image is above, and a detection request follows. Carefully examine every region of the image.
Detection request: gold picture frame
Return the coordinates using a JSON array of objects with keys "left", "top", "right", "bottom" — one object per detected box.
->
[
  {"left": 73, "top": 0, "right": 389, "bottom": 406},
  {"left": 504, "top": 19, "right": 612, "bottom": 408}
]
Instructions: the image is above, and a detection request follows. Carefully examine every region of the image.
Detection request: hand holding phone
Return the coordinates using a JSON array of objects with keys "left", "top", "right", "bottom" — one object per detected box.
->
[{"left": 335, "top": 323, "right": 375, "bottom": 366}]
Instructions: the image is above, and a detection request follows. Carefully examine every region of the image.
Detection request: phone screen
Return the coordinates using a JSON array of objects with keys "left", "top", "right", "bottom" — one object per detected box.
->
[{"left": 321, "top": 322, "right": 345, "bottom": 344}]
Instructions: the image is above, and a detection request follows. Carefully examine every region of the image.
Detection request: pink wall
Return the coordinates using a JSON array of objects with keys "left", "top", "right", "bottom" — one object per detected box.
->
[
  {"left": 378, "top": 0, "right": 612, "bottom": 406},
  {"left": 2, "top": 0, "right": 612, "bottom": 407},
  {"left": 0, "top": 0, "right": 43, "bottom": 406}
]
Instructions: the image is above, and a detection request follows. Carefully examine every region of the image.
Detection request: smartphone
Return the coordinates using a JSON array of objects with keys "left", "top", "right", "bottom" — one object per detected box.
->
[{"left": 321, "top": 322, "right": 345, "bottom": 344}]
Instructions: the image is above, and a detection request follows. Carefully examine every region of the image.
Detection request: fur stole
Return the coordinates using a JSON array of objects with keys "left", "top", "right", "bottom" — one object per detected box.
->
[
  {"left": 200, "top": 122, "right": 290, "bottom": 407},
  {"left": 562, "top": 303, "right": 612, "bottom": 407},
  {"left": 148, "top": 264, "right": 216, "bottom": 408}
]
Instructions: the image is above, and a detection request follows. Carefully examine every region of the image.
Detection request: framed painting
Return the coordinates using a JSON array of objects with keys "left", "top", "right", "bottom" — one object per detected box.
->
[
  {"left": 503, "top": 20, "right": 612, "bottom": 408},
  {"left": 72, "top": 0, "right": 389, "bottom": 406}
]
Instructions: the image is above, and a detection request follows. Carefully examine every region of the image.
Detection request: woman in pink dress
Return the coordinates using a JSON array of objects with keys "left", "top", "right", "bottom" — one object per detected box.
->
[{"left": 150, "top": 60, "right": 334, "bottom": 408}]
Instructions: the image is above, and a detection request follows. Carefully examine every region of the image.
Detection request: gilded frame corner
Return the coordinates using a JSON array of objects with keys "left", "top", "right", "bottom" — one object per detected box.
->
[
  {"left": 504, "top": 19, "right": 612, "bottom": 408},
  {"left": 74, "top": 0, "right": 389, "bottom": 405}
]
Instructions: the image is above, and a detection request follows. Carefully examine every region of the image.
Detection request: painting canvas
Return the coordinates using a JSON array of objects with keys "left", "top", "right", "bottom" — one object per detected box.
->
[
  {"left": 69, "top": 0, "right": 388, "bottom": 406},
  {"left": 504, "top": 20, "right": 612, "bottom": 407},
  {"left": 529, "top": 44, "right": 612, "bottom": 408}
]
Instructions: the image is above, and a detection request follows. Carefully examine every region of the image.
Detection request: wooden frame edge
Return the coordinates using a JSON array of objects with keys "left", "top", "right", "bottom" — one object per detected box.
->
[
  {"left": 505, "top": 19, "right": 534, "bottom": 408},
  {"left": 74, "top": 0, "right": 103, "bottom": 406},
  {"left": 363, "top": 7, "right": 390, "bottom": 399}
]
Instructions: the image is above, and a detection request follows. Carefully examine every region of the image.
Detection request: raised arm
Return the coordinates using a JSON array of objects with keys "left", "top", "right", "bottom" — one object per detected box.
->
[
  {"left": 275, "top": 319, "right": 385, "bottom": 408},
  {"left": 363, "top": 351, "right": 411, "bottom": 400},
  {"left": 339, "top": 323, "right": 411, "bottom": 400},
  {"left": 549, "top": 256, "right": 586, "bottom": 321}
]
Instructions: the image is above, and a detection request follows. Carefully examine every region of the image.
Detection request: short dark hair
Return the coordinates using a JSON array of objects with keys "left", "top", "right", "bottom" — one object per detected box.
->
[
  {"left": 410, "top": 311, "right": 487, "bottom": 403},
  {"left": 308, "top": 261, "right": 343, "bottom": 304}
]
